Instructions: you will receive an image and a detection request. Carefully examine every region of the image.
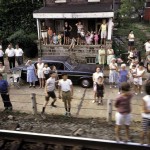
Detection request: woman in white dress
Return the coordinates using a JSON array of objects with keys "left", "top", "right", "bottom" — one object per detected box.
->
[
  {"left": 36, "top": 58, "right": 44, "bottom": 88},
  {"left": 107, "top": 46, "right": 115, "bottom": 65}
]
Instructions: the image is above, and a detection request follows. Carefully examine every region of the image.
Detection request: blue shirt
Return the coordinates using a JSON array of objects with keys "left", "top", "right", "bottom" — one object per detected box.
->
[
  {"left": 0, "top": 79, "right": 8, "bottom": 93},
  {"left": 119, "top": 70, "right": 128, "bottom": 82}
]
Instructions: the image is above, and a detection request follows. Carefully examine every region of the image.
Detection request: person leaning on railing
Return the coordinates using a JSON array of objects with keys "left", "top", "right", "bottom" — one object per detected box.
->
[{"left": 0, "top": 73, "right": 12, "bottom": 111}]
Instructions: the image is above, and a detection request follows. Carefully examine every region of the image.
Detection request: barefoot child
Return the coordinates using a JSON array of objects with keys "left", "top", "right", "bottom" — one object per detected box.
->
[{"left": 94, "top": 76, "right": 104, "bottom": 105}]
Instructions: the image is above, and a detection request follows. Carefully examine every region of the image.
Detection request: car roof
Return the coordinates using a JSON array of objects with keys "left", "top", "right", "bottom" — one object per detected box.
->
[{"left": 42, "top": 56, "right": 70, "bottom": 62}]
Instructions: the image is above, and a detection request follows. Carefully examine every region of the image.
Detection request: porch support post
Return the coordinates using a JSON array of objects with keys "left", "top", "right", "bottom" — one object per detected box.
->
[
  {"left": 107, "top": 18, "right": 114, "bottom": 40},
  {"left": 36, "top": 18, "right": 41, "bottom": 40}
]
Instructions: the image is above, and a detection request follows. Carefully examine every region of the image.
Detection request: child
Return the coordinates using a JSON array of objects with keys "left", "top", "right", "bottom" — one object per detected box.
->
[
  {"left": 80, "top": 29, "right": 85, "bottom": 45},
  {"left": 127, "top": 49, "right": 134, "bottom": 63},
  {"left": 69, "top": 37, "right": 76, "bottom": 50},
  {"left": 58, "top": 73, "right": 73, "bottom": 117},
  {"left": 53, "top": 33, "right": 58, "bottom": 45},
  {"left": 141, "top": 80, "right": 150, "bottom": 145},
  {"left": 58, "top": 33, "right": 62, "bottom": 45},
  {"left": 133, "top": 62, "right": 145, "bottom": 95},
  {"left": 129, "top": 64, "right": 137, "bottom": 85},
  {"left": 94, "top": 32, "right": 99, "bottom": 45},
  {"left": 43, "top": 63, "right": 51, "bottom": 80},
  {"left": 115, "top": 82, "right": 133, "bottom": 142},
  {"left": 94, "top": 76, "right": 104, "bottom": 105}
]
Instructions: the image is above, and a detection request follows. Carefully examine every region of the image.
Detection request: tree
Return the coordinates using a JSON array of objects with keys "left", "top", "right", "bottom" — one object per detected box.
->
[
  {"left": 0, "top": 0, "right": 43, "bottom": 39},
  {"left": 119, "top": 0, "right": 145, "bottom": 18}
]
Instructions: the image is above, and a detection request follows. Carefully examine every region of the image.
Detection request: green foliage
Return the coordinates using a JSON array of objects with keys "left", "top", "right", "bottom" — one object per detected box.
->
[
  {"left": 119, "top": 0, "right": 145, "bottom": 18},
  {"left": 0, "top": 0, "right": 43, "bottom": 39},
  {"left": 7, "top": 30, "right": 38, "bottom": 58}
]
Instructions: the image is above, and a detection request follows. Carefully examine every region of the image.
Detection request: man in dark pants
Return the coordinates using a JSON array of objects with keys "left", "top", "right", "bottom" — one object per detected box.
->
[
  {"left": 5, "top": 44, "right": 15, "bottom": 69},
  {"left": 15, "top": 44, "right": 24, "bottom": 65},
  {"left": 0, "top": 73, "right": 12, "bottom": 111}
]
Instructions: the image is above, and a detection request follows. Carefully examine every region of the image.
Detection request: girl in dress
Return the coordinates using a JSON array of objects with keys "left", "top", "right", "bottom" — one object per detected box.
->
[
  {"left": 94, "top": 32, "right": 99, "bottom": 45},
  {"left": 43, "top": 63, "right": 51, "bottom": 80},
  {"left": 36, "top": 58, "right": 44, "bottom": 88},
  {"left": 94, "top": 76, "right": 104, "bottom": 105},
  {"left": 109, "top": 58, "right": 118, "bottom": 88},
  {"left": 25, "top": 60, "right": 37, "bottom": 88}
]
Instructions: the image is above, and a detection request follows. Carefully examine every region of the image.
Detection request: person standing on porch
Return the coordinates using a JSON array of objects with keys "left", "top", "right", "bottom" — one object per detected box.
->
[
  {"left": 99, "top": 20, "right": 107, "bottom": 45},
  {"left": 76, "top": 21, "right": 83, "bottom": 45},
  {"left": 41, "top": 22, "right": 47, "bottom": 45},
  {"left": 47, "top": 27, "right": 53, "bottom": 44},
  {"left": 14, "top": 44, "right": 24, "bottom": 65},
  {"left": 5, "top": 44, "right": 15, "bottom": 69},
  {"left": 63, "top": 22, "right": 72, "bottom": 45}
]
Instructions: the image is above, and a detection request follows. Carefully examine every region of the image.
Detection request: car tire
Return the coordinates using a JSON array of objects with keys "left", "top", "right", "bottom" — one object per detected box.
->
[{"left": 81, "top": 79, "right": 91, "bottom": 88}]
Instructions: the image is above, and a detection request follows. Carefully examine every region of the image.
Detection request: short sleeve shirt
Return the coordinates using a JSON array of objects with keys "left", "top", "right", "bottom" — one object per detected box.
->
[
  {"left": 15, "top": 48, "right": 24, "bottom": 56},
  {"left": 0, "top": 79, "right": 8, "bottom": 93},
  {"left": 46, "top": 77, "right": 56, "bottom": 92},
  {"left": 58, "top": 79, "right": 72, "bottom": 92},
  {"left": 5, "top": 48, "right": 15, "bottom": 57}
]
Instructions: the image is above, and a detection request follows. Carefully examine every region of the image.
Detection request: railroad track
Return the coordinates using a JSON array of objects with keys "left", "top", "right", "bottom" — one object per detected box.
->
[{"left": 0, "top": 130, "right": 149, "bottom": 150}]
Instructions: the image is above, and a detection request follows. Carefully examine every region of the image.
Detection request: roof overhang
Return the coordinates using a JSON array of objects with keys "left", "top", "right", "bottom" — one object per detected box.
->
[{"left": 33, "top": 12, "right": 114, "bottom": 19}]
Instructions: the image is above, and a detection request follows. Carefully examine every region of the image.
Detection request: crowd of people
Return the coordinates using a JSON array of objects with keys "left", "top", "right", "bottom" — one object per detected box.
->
[
  {"left": 41, "top": 20, "right": 112, "bottom": 47},
  {"left": 0, "top": 28, "right": 150, "bottom": 145}
]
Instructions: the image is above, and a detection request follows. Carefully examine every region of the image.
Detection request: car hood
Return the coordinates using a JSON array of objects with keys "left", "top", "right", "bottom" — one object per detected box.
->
[{"left": 73, "top": 64, "right": 97, "bottom": 73}]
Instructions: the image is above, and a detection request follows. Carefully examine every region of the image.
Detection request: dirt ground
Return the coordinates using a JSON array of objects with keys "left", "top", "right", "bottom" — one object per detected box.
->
[
  {"left": 0, "top": 111, "right": 142, "bottom": 144},
  {"left": 0, "top": 59, "right": 147, "bottom": 144}
]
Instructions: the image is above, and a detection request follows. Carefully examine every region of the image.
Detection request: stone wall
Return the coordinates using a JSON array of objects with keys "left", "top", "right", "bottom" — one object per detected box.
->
[{"left": 37, "top": 41, "right": 112, "bottom": 63}]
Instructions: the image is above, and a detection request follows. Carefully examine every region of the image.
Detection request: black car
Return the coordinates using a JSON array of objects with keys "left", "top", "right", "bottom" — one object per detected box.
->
[{"left": 12, "top": 56, "right": 97, "bottom": 88}]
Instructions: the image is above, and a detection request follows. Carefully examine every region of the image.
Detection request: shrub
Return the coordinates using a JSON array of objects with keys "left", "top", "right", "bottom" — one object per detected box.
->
[{"left": 7, "top": 30, "right": 38, "bottom": 58}]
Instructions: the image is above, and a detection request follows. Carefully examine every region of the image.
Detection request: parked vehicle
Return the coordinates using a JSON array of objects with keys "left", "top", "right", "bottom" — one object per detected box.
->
[{"left": 12, "top": 56, "right": 97, "bottom": 88}]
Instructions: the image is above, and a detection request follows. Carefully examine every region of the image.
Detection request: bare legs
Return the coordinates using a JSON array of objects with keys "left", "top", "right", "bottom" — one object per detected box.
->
[
  {"left": 65, "top": 37, "right": 70, "bottom": 45},
  {"left": 115, "top": 125, "right": 130, "bottom": 142},
  {"left": 39, "top": 78, "right": 45, "bottom": 88}
]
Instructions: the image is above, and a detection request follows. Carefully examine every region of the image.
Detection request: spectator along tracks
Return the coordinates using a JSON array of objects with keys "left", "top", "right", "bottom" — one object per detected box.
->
[{"left": 0, "top": 130, "right": 149, "bottom": 150}]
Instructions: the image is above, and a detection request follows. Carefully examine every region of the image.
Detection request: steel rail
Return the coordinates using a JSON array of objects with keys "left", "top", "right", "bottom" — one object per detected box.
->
[{"left": 0, "top": 130, "right": 149, "bottom": 150}]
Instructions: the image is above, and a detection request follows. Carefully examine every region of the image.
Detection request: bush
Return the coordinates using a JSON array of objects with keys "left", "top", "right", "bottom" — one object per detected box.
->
[{"left": 7, "top": 30, "right": 38, "bottom": 58}]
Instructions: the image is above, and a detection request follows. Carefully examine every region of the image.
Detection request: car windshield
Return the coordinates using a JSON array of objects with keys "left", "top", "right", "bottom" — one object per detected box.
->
[{"left": 64, "top": 61, "right": 76, "bottom": 70}]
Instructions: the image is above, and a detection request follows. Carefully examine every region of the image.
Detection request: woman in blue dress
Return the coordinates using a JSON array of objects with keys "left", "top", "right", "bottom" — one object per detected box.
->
[{"left": 25, "top": 60, "right": 38, "bottom": 88}]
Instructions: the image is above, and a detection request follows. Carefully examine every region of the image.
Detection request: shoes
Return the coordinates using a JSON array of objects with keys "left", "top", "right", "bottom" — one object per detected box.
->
[
  {"left": 92, "top": 100, "right": 96, "bottom": 103},
  {"left": 64, "top": 112, "right": 68, "bottom": 116},
  {"left": 135, "top": 93, "right": 138, "bottom": 95},
  {"left": 114, "top": 85, "right": 117, "bottom": 88},
  {"left": 3, "top": 107, "right": 8, "bottom": 112},
  {"left": 8, "top": 107, "right": 13, "bottom": 111},
  {"left": 118, "top": 92, "right": 121, "bottom": 95},
  {"left": 141, "top": 92, "right": 143, "bottom": 94},
  {"left": 33, "top": 85, "right": 36, "bottom": 88},
  {"left": 67, "top": 112, "right": 71, "bottom": 117},
  {"left": 51, "top": 103, "right": 57, "bottom": 107},
  {"left": 110, "top": 86, "right": 112, "bottom": 89},
  {"left": 29, "top": 85, "right": 32, "bottom": 88}
]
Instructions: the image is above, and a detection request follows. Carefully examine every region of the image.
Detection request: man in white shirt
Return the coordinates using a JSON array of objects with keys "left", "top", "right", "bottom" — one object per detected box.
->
[
  {"left": 0, "top": 47, "right": 4, "bottom": 65},
  {"left": 58, "top": 73, "right": 73, "bottom": 117},
  {"left": 41, "top": 71, "right": 57, "bottom": 115},
  {"left": 15, "top": 44, "right": 24, "bottom": 65},
  {"left": 144, "top": 39, "right": 150, "bottom": 55},
  {"left": 5, "top": 44, "right": 15, "bottom": 69}
]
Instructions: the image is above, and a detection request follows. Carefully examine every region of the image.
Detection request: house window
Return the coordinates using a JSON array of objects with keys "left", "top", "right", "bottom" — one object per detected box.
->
[
  {"left": 88, "top": 0, "right": 100, "bottom": 2},
  {"left": 86, "top": 57, "right": 96, "bottom": 64},
  {"left": 55, "top": 0, "right": 66, "bottom": 3}
]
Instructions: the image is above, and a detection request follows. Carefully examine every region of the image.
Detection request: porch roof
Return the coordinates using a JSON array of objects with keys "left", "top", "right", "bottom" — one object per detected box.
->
[{"left": 33, "top": 3, "right": 114, "bottom": 19}]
